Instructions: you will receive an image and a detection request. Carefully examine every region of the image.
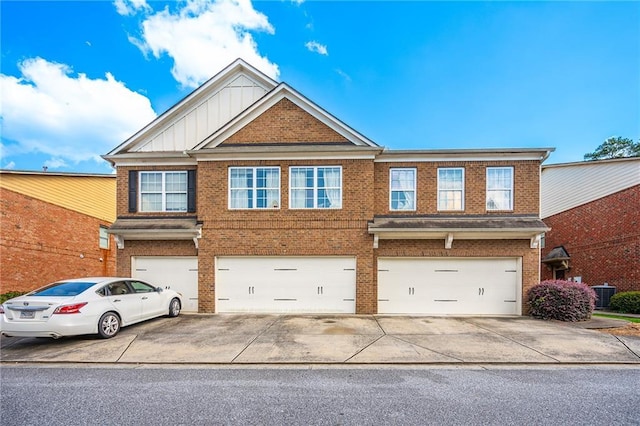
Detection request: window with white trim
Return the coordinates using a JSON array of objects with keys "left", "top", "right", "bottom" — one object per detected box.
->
[
  {"left": 229, "top": 167, "right": 280, "bottom": 209},
  {"left": 437, "top": 168, "right": 464, "bottom": 211},
  {"left": 99, "top": 226, "right": 109, "bottom": 249},
  {"left": 486, "top": 167, "right": 514, "bottom": 210},
  {"left": 290, "top": 166, "right": 342, "bottom": 209},
  {"left": 389, "top": 168, "right": 416, "bottom": 211},
  {"left": 140, "top": 171, "right": 188, "bottom": 212}
]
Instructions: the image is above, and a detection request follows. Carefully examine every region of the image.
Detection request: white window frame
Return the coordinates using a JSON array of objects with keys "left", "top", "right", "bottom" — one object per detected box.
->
[
  {"left": 228, "top": 167, "right": 281, "bottom": 210},
  {"left": 289, "top": 166, "right": 343, "bottom": 209},
  {"left": 486, "top": 166, "right": 514, "bottom": 211},
  {"left": 437, "top": 167, "right": 465, "bottom": 211},
  {"left": 99, "top": 226, "right": 109, "bottom": 249},
  {"left": 389, "top": 168, "right": 417, "bottom": 211},
  {"left": 139, "top": 171, "right": 188, "bottom": 212}
]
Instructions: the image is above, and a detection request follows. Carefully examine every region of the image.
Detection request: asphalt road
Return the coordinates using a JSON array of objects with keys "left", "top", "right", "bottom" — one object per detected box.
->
[{"left": 1, "top": 366, "right": 639, "bottom": 425}]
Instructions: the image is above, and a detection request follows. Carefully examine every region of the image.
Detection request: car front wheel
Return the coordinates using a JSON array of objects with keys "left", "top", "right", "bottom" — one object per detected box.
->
[
  {"left": 168, "top": 298, "right": 181, "bottom": 317},
  {"left": 98, "top": 312, "right": 121, "bottom": 338}
]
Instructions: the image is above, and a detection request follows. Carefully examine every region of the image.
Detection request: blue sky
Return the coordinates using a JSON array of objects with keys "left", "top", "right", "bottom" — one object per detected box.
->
[{"left": 1, "top": 0, "right": 638, "bottom": 174}]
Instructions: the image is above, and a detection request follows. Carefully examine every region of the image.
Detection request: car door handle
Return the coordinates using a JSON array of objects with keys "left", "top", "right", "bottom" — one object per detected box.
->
[
  {"left": 113, "top": 299, "right": 121, "bottom": 302},
  {"left": 142, "top": 296, "right": 148, "bottom": 300}
]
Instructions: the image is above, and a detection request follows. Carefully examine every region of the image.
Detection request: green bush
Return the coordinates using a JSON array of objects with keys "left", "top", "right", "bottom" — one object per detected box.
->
[
  {"left": 609, "top": 291, "right": 640, "bottom": 314},
  {"left": 0, "top": 291, "right": 27, "bottom": 304},
  {"left": 527, "top": 280, "right": 597, "bottom": 321}
]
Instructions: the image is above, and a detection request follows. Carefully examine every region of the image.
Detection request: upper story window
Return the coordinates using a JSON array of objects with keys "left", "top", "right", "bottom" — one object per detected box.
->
[
  {"left": 486, "top": 167, "right": 514, "bottom": 210},
  {"left": 229, "top": 167, "right": 280, "bottom": 209},
  {"left": 437, "top": 168, "right": 464, "bottom": 211},
  {"left": 140, "top": 171, "right": 188, "bottom": 212},
  {"left": 390, "top": 168, "right": 416, "bottom": 211},
  {"left": 290, "top": 166, "right": 342, "bottom": 209}
]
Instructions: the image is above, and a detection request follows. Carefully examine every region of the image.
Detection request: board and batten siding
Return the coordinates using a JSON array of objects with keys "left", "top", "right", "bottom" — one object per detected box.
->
[
  {"left": 541, "top": 157, "right": 640, "bottom": 218},
  {"left": 136, "top": 75, "right": 269, "bottom": 152}
]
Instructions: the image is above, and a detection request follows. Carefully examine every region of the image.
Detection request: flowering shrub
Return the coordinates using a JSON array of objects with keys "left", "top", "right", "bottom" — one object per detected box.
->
[
  {"left": 609, "top": 291, "right": 640, "bottom": 314},
  {"left": 527, "top": 280, "right": 597, "bottom": 321}
]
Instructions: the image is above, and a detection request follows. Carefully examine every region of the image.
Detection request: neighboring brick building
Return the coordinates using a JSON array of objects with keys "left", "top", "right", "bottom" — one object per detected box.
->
[
  {"left": 541, "top": 157, "right": 640, "bottom": 293},
  {"left": 0, "top": 171, "right": 116, "bottom": 293},
  {"left": 104, "top": 59, "right": 553, "bottom": 315}
]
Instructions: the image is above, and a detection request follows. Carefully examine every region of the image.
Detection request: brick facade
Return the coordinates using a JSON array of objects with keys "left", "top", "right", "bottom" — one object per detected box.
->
[
  {"left": 374, "top": 161, "right": 541, "bottom": 215},
  {"left": 541, "top": 185, "right": 640, "bottom": 292},
  {"left": 107, "top": 61, "right": 548, "bottom": 315},
  {"left": 0, "top": 188, "right": 116, "bottom": 293},
  {"left": 223, "top": 98, "right": 350, "bottom": 145}
]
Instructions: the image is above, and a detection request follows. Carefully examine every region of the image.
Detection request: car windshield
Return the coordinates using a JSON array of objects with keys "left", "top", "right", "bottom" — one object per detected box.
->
[{"left": 30, "top": 281, "right": 96, "bottom": 297}]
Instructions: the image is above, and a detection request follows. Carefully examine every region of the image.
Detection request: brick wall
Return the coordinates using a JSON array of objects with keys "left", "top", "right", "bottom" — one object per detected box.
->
[
  {"left": 196, "top": 158, "right": 376, "bottom": 312},
  {"left": 222, "top": 98, "right": 350, "bottom": 144},
  {"left": 0, "top": 188, "right": 116, "bottom": 293},
  {"left": 374, "top": 161, "right": 541, "bottom": 215},
  {"left": 542, "top": 185, "right": 640, "bottom": 292},
  {"left": 115, "top": 240, "right": 197, "bottom": 278}
]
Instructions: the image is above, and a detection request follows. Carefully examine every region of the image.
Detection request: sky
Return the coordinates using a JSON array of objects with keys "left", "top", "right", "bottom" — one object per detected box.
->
[{"left": 1, "top": 0, "right": 639, "bottom": 174}]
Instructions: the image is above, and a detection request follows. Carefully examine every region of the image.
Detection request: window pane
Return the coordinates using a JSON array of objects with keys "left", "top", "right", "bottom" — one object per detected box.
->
[
  {"left": 390, "top": 168, "right": 415, "bottom": 210},
  {"left": 487, "top": 167, "right": 513, "bottom": 210},
  {"left": 141, "top": 193, "right": 162, "bottom": 211},
  {"left": 166, "top": 193, "right": 187, "bottom": 211},
  {"left": 140, "top": 173, "right": 162, "bottom": 192},
  {"left": 99, "top": 227, "right": 109, "bottom": 249},
  {"left": 165, "top": 172, "right": 187, "bottom": 192}
]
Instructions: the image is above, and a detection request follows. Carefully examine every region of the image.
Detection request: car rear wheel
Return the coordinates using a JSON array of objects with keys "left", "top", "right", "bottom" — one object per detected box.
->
[
  {"left": 98, "top": 312, "right": 120, "bottom": 338},
  {"left": 168, "top": 298, "right": 181, "bottom": 317}
]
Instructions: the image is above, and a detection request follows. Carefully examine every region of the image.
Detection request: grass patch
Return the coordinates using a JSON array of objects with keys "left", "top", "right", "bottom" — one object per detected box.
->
[{"left": 593, "top": 313, "right": 640, "bottom": 323}]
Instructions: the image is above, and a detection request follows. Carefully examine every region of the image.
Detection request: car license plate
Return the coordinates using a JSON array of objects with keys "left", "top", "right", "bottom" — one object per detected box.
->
[{"left": 20, "top": 311, "right": 35, "bottom": 319}]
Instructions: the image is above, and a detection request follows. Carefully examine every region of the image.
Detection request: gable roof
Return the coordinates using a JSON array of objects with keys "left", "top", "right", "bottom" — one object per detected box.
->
[
  {"left": 541, "top": 157, "right": 640, "bottom": 218},
  {"left": 192, "top": 82, "right": 378, "bottom": 150},
  {"left": 105, "top": 59, "right": 278, "bottom": 158},
  {"left": 104, "top": 59, "right": 378, "bottom": 166},
  {"left": 0, "top": 170, "right": 116, "bottom": 222}
]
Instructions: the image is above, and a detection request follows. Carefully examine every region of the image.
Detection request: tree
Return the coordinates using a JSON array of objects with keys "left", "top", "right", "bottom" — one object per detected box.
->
[{"left": 584, "top": 137, "right": 640, "bottom": 161}]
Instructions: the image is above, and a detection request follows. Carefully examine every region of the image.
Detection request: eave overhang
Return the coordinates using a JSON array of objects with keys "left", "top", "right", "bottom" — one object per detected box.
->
[
  {"left": 101, "top": 152, "right": 197, "bottom": 168},
  {"left": 188, "top": 144, "right": 384, "bottom": 161},
  {"left": 368, "top": 215, "right": 549, "bottom": 249},
  {"left": 107, "top": 217, "right": 202, "bottom": 249},
  {"left": 375, "top": 148, "right": 555, "bottom": 163}
]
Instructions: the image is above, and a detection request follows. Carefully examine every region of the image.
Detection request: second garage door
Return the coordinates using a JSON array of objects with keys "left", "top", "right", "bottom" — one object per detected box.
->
[
  {"left": 216, "top": 256, "right": 356, "bottom": 313},
  {"left": 378, "top": 257, "right": 520, "bottom": 315}
]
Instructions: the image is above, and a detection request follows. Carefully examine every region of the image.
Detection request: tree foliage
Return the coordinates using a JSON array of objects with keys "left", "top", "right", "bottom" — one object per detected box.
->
[{"left": 584, "top": 137, "right": 640, "bottom": 161}]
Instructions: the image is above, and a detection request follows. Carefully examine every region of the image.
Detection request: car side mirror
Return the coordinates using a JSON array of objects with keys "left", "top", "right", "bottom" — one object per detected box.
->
[{"left": 156, "top": 287, "right": 163, "bottom": 293}]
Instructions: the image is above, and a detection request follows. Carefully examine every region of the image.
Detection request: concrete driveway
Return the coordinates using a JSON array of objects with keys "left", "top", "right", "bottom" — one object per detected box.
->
[{"left": 1, "top": 315, "right": 639, "bottom": 365}]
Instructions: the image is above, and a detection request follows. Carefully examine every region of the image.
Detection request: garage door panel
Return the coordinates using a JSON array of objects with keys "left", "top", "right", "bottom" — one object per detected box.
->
[
  {"left": 216, "top": 257, "right": 356, "bottom": 313},
  {"left": 132, "top": 257, "right": 198, "bottom": 313},
  {"left": 378, "top": 258, "right": 520, "bottom": 315}
]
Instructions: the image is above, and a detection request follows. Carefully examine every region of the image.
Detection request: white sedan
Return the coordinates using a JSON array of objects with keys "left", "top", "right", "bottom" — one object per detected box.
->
[{"left": 0, "top": 277, "right": 182, "bottom": 339}]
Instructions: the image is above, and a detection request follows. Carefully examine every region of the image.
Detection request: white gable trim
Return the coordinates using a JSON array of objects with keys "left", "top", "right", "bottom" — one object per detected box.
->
[
  {"left": 105, "top": 59, "right": 277, "bottom": 158},
  {"left": 192, "top": 83, "right": 379, "bottom": 150}
]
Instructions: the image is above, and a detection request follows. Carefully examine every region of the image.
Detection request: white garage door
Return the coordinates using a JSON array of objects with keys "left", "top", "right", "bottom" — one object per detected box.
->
[
  {"left": 378, "top": 258, "right": 520, "bottom": 315},
  {"left": 216, "top": 257, "right": 356, "bottom": 313},
  {"left": 132, "top": 256, "right": 198, "bottom": 312}
]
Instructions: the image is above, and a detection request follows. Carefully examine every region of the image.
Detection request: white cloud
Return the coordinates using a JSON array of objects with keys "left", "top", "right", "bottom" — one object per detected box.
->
[
  {"left": 128, "top": 0, "right": 279, "bottom": 88},
  {"left": 2, "top": 161, "right": 16, "bottom": 170},
  {"left": 114, "top": 0, "right": 151, "bottom": 16},
  {"left": 305, "top": 41, "right": 328, "bottom": 56},
  {"left": 0, "top": 58, "right": 157, "bottom": 169}
]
